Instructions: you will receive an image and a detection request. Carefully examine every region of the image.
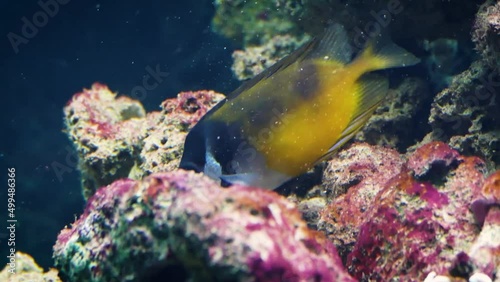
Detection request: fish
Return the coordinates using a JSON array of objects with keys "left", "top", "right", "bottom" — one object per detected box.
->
[{"left": 179, "top": 24, "right": 420, "bottom": 189}]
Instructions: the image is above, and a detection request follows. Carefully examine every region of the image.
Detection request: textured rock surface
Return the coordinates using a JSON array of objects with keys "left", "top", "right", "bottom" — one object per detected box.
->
[
  {"left": 424, "top": 59, "right": 500, "bottom": 170},
  {"left": 417, "top": 1, "right": 500, "bottom": 170},
  {"left": 213, "top": 0, "right": 478, "bottom": 49},
  {"left": 212, "top": 0, "right": 298, "bottom": 46},
  {"left": 64, "top": 83, "right": 224, "bottom": 199},
  {"left": 231, "top": 34, "right": 309, "bottom": 80},
  {"left": 53, "top": 170, "right": 354, "bottom": 282},
  {"left": 472, "top": 0, "right": 500, "bottom": 69},
  {"left": 0, "top": 252, "right": 61, "bottom": 282},
  {"left": 317, "top": 143, "right": 405, "bottom": 259},
  {"left": 316, "top": 141, "right": 498, "bottom": 281},
  {"left": 354, "top": 78, "right": 431, "bottom": 151}
]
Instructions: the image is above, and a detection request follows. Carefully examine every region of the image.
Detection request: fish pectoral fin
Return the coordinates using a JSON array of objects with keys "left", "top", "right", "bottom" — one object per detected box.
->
[{"left": 316, "top": 74, "right": 389, "bottom": 163}]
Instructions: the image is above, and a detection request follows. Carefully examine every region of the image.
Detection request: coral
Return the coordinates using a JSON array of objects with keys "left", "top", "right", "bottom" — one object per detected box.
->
[
  {"left": 467, "top": 207, "right": 500, "bottom": 280},
  {"left": 407, "top": 141, "right": 461, "bottom": 178},
  {"left": 212, "top": 0, "right": 297, "bottom": 46},
  {"left": 315, "top": 142, "right": 499, "bottom": 281},
  {"left": 418, "top": 1, "right": 500, "bottom": 170},
  {"left": 471, "top": 170, "right": 500, "bottom": 226},
  {"left": 317, "top": 143, "right": 404, "bottom": 258},
  {"left": 53, "top": 170, "right": 354, "bottom": 282},
  {"left": 0, "top": 252, "right": 61, "bottom": 282},
  {"left": 231, "top": 34, "right": 309, "bottom": 80},
  {"left": 133, "top": 90, "right": 225, "bottom": 179},
  {"left": 64, "top": 83, "right": 224, "bottom": 199},
  {"left": 60, "top": 83, "right": 499, "bottom": 280},
  {"left": 217, "top": 0, "right": 479, "bottom": 59},
  {"left": 424, "top": 59, "right": 500, "bottom": 170},
  {"left": 64, "top": 83, "right": 146, "bottom": 198},
  {"left": 472, "top": 0, "right": 500, "bottom": 69}
]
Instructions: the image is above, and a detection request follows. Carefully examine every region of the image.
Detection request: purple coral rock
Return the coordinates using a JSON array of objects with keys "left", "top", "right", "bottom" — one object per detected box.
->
[
  {"left": 407, "top": 141, "right": 460, "bottom": 178},
  {"left": 316, "top": 142, "right": 491, "bottom": 281},
  {"left": 64, "top": 84, "right": 224, "bottom": 199},
  {"left": 318, "top": 143, "right": 404, "bottom": 252},
  {"left": 345, "top": 144, "right": 488, "bottom": 281},
  {"left": 471, "top": 170, "right": 500, "bottom": 225},
  {"left": 473, "top": 0, "right": 500, "bottom": 68},
  {"left": 53, "top": 170, "right": 354, "bottom": 282},
  {"left": 468, "top": 207, "right": 500, "bottom": 278},
  {"left": 161, "top": 90, "right": 225, "bottom": 127}
]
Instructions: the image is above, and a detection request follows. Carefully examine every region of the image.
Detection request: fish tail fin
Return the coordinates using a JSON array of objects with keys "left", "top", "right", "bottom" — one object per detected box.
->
[{"left": 358, "top": 40, "right": 421, "bottom": 71}]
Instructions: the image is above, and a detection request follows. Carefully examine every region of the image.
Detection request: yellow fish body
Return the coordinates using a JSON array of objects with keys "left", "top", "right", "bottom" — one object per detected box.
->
[{"left": 180, "top": 24, "right": 420, "bottom": 189}]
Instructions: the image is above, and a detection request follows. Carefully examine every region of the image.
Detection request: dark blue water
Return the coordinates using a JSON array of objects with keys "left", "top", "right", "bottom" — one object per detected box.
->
[{"left": 0, "top": 0, "right": 237, "bottom": 269}]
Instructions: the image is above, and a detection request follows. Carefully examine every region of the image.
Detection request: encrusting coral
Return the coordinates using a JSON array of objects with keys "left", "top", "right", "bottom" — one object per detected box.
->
[
  {"left": 53, "top": 170, "right": 355, "bottom": 282},
  {"left": 50, "top": 1, "right": 500, "bottom": 280},
  {"left": 421, "top": 0, "right": 500, "bottom": 170},
  {"left": 64, "top": 83, "right": 224, "bottom": 199},
  {"left": 54, "top": 83, "right": 499, "bottom": 281},
  {"left": 318, "top": 142, "right": 498, "bottom": 281},
  {"left": 0, "top": 252, "right": 61, "bottom": 282}
]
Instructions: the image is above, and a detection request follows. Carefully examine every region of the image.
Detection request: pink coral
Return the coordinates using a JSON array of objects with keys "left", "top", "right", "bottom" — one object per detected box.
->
[
  {"left": 407, "top": 141, "right": 461, "bottom": 178},
  {"left": 317, "top": 142, "right": 495, "bottom": 281},
  {"left": 318, "top": 143, "right": 404, "bottom": 252},
  {"left": 161, "top": 90, "right": 224, "bottom": 126},
  {"left": 471, "top": 170, "right": 500, "bottom": 225},
  {"left": 63, "top": 84, "right": 224, "bottom": 199},
  {"left": 53, "top": 170, "right": 354, "bottom": 282}
]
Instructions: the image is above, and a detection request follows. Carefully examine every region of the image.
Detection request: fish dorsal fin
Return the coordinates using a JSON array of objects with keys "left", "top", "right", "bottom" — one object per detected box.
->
[
  {"left": 307, "top": 24, "right": 353, "bottom": 64},
  {"left": 315, "top": 73, "right": 389, "bottom": 163},
  {"left": 227, "top": 38, "right": 319, "bottom": 99},
  {"left": 227, "top": 24, "right": 353, "bottom": 100}
]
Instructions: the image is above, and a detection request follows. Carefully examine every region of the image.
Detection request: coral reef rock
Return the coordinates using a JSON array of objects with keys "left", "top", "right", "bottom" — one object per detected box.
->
[
  {"left": 64, "top": 83, "right": 224, "bottom": 199},
  {"left": 231, "top": 34, "right": 309, "bottom": 80},
  {"left": 53, "top": 170, "right": 354, "bottom": 282},
  {"left": 317, "top": 141, "right": 498, "bottom": 281},
  {"left": 415, "top": 0, "right": 500, "bottom": 170},
  {"left": 212, "top": 0, "right": 298, "bottom": 46},
  {"left": 472, "top": 0, "right": 500, "bottom": 69},
  {"left": 354, "top": 77, "right": 431, "bottom": 151},
  {"left": 425, "top": 59, "right": 500, "bottom": 169},
  {"left": 0, "top": 252, "right": 61, "bottom": 282}
]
